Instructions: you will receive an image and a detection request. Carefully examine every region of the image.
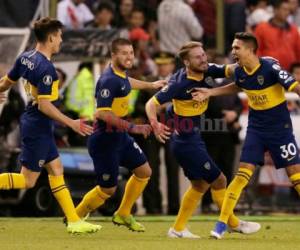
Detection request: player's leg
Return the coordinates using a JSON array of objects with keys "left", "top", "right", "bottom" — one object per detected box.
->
[
  {"left": 168, "top": 179, "right": 208, "bottom": 238},
  {"left": 210, "top": 171, "right": 260, "bottom": 235},
  {"left": 286, "top": 164, "right": 300, "bottom": 195},
  {"left": 45, "top": 157, "right": 101, "bottom": 234},
  {"left": 113, "top": 135, "right": 150, "bottom": 232}
]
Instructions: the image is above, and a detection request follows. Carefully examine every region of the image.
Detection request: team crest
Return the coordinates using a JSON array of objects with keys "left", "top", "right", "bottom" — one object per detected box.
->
[
  {"left": 161, "top": 85, "right": 169, "bottom": 92},
  {"left": 205, "top": 76, "right": 214, "bottom": 86},
  {"left": 203, "top": 162, "right": 211, "bottom": 170},
  {"left": 257, "top": 75, "right": 264, "bottom": 85},
  {"left": 100, "top": 89, "right": 110, "bottom": 98},
  {"left": 102, "top": 174, "right": 110, "bottom": 181},
  {"left": 43, "top": 75, "right": 52, "bottom": 86},
  {"left": 38, "top": 160, "right": 45, "bottom": 168}
]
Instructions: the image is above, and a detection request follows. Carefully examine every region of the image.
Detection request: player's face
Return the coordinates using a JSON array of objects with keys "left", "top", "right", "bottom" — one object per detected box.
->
[
  {"left": 231, "top": 39, "right": 252, "bottom": 66},
  {"left": 50, "top": 29, "right": 63, "bottom": 54},
  {"left": 186, "top": 46, "right": 208, "bottom": 73},
  {"left": 112, "top": 45, "right": 134, "bottom": 70}
]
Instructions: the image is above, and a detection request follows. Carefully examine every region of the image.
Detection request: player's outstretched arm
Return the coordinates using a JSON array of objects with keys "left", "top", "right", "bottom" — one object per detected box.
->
[
  {"left": 38, "top": 99, "right": 93, "bottom": 136},
  {"left": 128, "top": 77, "right": 167, "bottom": 90},
  {"left": 192, "top": 82, "right": 240, "bottom": 102},
  {"left": 95, "top": 109, "right": 152, "bottom": 138},
  {"left": 292, "top": 83, "right": 300, "bottom": 97},
  {"left": 145, "top": 98, "right": 171, "bottom": 143}
]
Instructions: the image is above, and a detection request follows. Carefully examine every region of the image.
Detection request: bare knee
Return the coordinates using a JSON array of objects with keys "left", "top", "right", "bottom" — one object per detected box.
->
[
  {"left": 191, "top": 180, "right": 210, "bottom": 193},
  {"left": 211, "top": 173, "right": 227, "bottom": 190},
  {"left": 101, "top": 186, "right": 117, "bottom": 196},
  {"left": 24, "top": 178, "right": 37, "bottom": 189},
  {"left": 133, "top": 163, "right": 152, "bottom": 179}
]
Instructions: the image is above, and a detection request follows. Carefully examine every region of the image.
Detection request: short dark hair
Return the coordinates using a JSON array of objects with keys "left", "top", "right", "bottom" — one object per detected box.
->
[
  {"left": 33, "top": 17, "right": 63, "bottom": 43},
  {"left": 234, "top": 32, "right": 258, "bottom": 53},
  {"left": 290, "top": 62, "right": 300, "bottom": 73},
  {"left": 110, "top": 38, "right": 132, "bottom": 54},
  {"left": 273, "top": 0, "right": 289, "bottom": 9},
  {"left": 96, "top": 1, "right": 114, "bottom": 13},
  {"left": 178, "top": 41, "right": 203, "bottom": 61}
]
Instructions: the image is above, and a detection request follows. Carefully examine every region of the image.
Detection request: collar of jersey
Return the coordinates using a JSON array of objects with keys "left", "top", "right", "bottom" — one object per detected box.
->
[
  {"left": 243, "top": 63, "right": 261, "bottom": 76},
  {"left": 111, "top": 65, "right": 126, "bottom": 78},
  {"left": 186, "top": 73, "right": 203, "bottom": 81}
]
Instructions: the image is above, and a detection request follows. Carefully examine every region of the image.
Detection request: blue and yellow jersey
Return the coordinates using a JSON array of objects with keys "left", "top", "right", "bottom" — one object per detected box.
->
[
  {"left": 95, "top": 65, "right": 131, "bottom": 131},
  {"left": 5, "top": 50, "right": 59, "bottom": 131},
  {"left": 234, "top": 58, "right": 299, "bottom": 131},
  {"left": 153, "top": 64, "right": 229, "bottom": 132}
]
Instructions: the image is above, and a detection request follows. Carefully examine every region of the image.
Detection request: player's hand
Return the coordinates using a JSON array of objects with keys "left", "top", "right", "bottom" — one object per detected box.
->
[
  {"left": 129, "top": 124, "right": 152, "bottom": 138},
  {"left": 222, "top": 110, "right": 238, "bottom": 123},
  {"left": 152, "top": 80, "right": 167, "bottom": 89},
  {"left": 150, "top": 121, "right": 171, "bottom": 143},
  {"left": 0, "top": 92, "right": 6, "bottom": 103},
  {"left": 70, "top": 119, "right": 94, "bottom": 136},
  {"left": 191, "top": 88, "right": 211, "bottom": 102}
]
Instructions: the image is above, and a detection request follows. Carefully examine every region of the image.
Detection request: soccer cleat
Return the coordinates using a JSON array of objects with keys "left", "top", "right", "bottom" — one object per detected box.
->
[
  {"left": 67, "top": 220, "right": 102, "bottom": 234},
  {"left": 112, "top": 213, "right": 145, "bottom": 232},
  {"left": 167, "top": 227, "right": 200, "bottom": 238},
  {"left": 63, "top": 213, "right": 90, "bottom": 226},
  {"left": 210, "top": 221, "right": 227, "bottom": 239},
  {"left": 229, "top": 220, "right": 261, "bottom": 234}
]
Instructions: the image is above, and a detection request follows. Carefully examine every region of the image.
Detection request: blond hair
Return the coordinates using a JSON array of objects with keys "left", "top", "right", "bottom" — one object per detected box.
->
[{"left": 178, "top": 41, "right": 203, "bottom": 61}]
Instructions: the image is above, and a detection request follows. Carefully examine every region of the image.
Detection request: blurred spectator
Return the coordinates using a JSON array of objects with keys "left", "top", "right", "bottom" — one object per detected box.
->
[
  {"left": 85, "top": 1, "right": 115, "bottom": 30},
  {"left": 131, "top": 52, "right": 180, "bottom": 214},
  {"left": 246, "top": 0, "right": 273, "bottom": 30},
  {"left": 158, "top": 0, "right": 203, "bottom": 54},
  {"left": 57, "top": 0, "right": 94, "bottom": 29},
  {"left": 288, "top": 0, "right": 300, "bottom": 26},
  {"left": 64, "top": 62, "right": 95, "bottom": 121},
  {"left": 290, "top": 62, "right": 300, "bottom": 81},
  {"left": 254, "top": 0, "right": 300, "bottom": 70},
  {"left": 224, "top": 0, "right": 246, "bottom": 53},
  {"left": 115, "top": 0, "right": 134, "bottom": 28},
  {"left": 192, "top": 0, "right": 217, "bottom": 47}
]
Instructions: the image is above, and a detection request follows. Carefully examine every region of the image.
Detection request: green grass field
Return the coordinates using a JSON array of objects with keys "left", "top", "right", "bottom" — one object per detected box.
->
[{"left": 0, "top": 216, "right": 299, "bottom": 250}]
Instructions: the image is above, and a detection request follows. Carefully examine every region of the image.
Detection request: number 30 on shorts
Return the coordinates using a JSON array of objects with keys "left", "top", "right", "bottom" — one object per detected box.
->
[{"left": 280, "top": 143, "right": 297, "bottom": 159}]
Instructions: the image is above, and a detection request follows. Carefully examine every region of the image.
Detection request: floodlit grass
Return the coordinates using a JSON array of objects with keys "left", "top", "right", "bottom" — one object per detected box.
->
[{"left": 0, "top": 216, "right": 299, "bottom": 250}]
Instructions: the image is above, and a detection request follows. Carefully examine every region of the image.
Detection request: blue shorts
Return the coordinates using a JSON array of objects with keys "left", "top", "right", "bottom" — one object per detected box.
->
[
  {"left": 20, "top": 121, "right": 59, "bottom": 172},
  {"left": 170, "top": 132, "right": 221, "bottom": 183},
  {"left": 241, "top": 128, "right": 300, "bottom": 169},
  {"left": 88, "top": 132, "right": 147, "bottom": 188}
]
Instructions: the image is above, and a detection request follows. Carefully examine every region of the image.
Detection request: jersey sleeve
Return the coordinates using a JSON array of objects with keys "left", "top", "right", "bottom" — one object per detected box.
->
[
  {"left": 36, "top": 65, "right": 59, "bottom": 100},
  {"left": 6, "top": 57, "right": 21, "bottom": 83},
  {"left": 271, "top": 63, "right": 299, "bottom": 91},
  {"left": 153, "top": 75, "right": 180, "bottom": 105},
  {"left": 96, "top": 76, "right": 120, "bottom": 111},
  {"left": 207, "top": 63, "right": 229, "bottom": 78}
]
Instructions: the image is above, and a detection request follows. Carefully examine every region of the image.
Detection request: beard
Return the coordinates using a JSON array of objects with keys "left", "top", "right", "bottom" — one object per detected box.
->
[
  {"left": 115, "top": 59, "right": 132, "bottom": 71},
  {"left": 189, "top": 63, "right": 208, "bottom": 73}
]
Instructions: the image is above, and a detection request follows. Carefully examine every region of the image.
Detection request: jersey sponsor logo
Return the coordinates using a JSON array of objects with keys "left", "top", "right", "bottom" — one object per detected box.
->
[
  {"left": 100, "top": 89, "right": 110, "bottom": 98},
  {"left": 257, "top": 75, "right": 264, "bottom": 85},
  {"left": 38, "top": 160, "right": 45, "bottom": 168},
  {"left": 272, "top": 64, "right": 281, "bottom": 71},
  {"left": 21, "top": 57, "right": 34, "bottom": 70},
  {"left": 279, "top": 70, "right": 288, "bottom": 80},
  {"left": 102, "top": 174, "right": 110, "bottom": 181},
  {"left": 43, "top": 75, "right": 53, "bottom": 86}
]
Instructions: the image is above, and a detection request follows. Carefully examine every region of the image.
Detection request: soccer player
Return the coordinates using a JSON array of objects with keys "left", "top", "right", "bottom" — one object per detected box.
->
[
  {"left": 74, "top": 38, "right": 166, "bottom": 232},
  {"left": 192, "top": 32, "right": 300, "bottom": 239},
  {"left": 0, "top": 17, "right": 101, "bottom": 234},
  {"left": 145, "top": 41, "right": 260, "bottom": 238}
]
